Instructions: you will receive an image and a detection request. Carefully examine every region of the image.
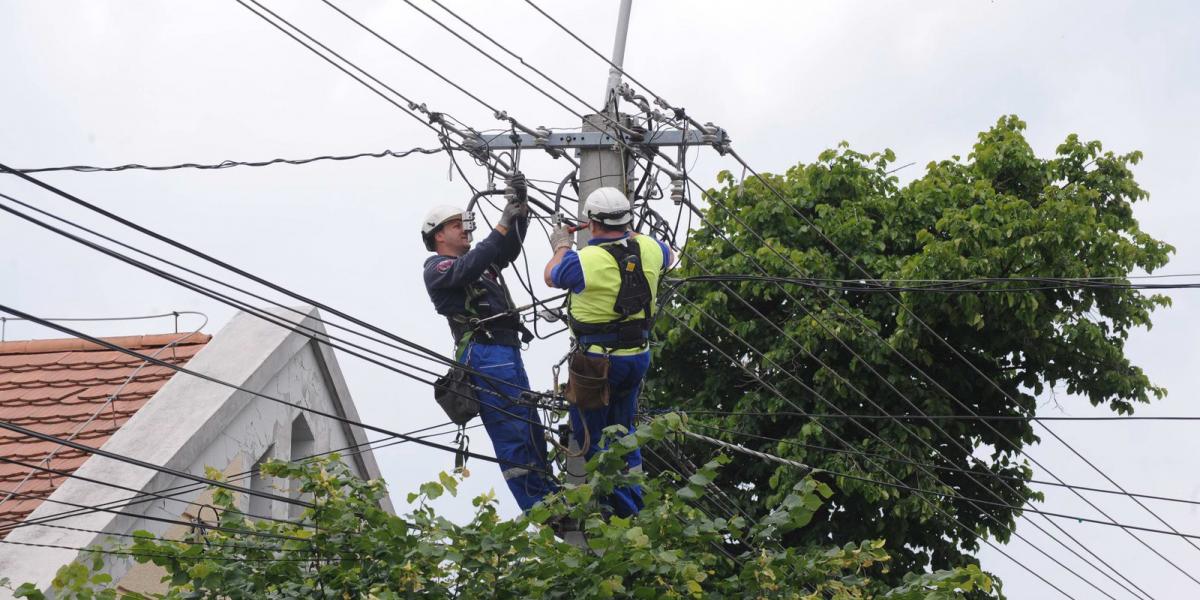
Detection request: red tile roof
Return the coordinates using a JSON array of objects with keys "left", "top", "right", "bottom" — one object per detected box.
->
[{"left": 0, "top": 333, "right": 211, "bottom": 536}]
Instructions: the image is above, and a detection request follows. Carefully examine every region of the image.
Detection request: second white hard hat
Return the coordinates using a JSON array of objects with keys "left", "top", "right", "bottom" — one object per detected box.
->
[{"left": 583, "top": 187, "right": 633, "bottom": 226}]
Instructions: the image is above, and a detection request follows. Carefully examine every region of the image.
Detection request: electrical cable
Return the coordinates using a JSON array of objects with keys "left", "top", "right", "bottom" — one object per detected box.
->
[
  {"left": 519, "top": 0, "right": 706, "bottom": 132},
  {"left": 0, "top": 486, "right": 308, "bottom": 544},
  {"left": 0, "top": 537, "right": 335, "bottom": 563},
  {"left": 2, "top": 420, "right": 476, "bottom": 535},
  {"left": 686, "top": 420, "right": 1200, "bottom": 509},
  {"left": 425, "top": 0, "right": 605, "bottom": 117},
  {"left": 0, "top": 169, "right": 562, "bottom": 412},
  {"left": 0, "top": 193, "right": 558, "bottom": 431},
  {"left": 0, "top": 305, "right": 553, "bottom": 477},
  {"left": 671, "top": 409, "right": 1200, "bottom": 422},
  {"left": 10, "top": 147, "right": 443, "bottom": 175},
  {"left": 678, "top": 425, "right": 1200, "bottom": 542},
  {"left": 668, "top": 274, "right": 1200, "bottom": 293}
]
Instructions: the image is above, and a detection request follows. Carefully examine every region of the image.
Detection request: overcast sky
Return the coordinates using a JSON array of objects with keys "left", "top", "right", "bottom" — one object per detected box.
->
[{"left": 2, "top": 1, "right": 1198, "bottom": 597}]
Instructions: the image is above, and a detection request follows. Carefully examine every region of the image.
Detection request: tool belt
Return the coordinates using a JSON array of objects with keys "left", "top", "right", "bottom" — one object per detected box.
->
[
  {"left": 448, "top": 314, "right": 531, "bottom": 348},
  {"left": 565, "top": 348, "right": 610, "bottom": 411},
  {"left": 569, "top": 317, "right": 650, "bottom": 350}
]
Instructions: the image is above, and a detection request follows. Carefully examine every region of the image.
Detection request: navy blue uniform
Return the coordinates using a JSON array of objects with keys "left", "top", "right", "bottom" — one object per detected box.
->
[{"left": 423, "top": 219, "right": 557, "bottom": 511}]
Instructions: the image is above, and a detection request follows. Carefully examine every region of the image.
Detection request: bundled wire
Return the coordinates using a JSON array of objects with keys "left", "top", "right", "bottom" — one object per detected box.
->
[{"left": 10, "top": 147, "right": 444, "bottom": 174}]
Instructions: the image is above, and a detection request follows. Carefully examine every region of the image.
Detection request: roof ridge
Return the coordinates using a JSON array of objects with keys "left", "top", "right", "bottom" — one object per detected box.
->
[{"left": 0, "top": 333, "right": 212, "bottom": 356}]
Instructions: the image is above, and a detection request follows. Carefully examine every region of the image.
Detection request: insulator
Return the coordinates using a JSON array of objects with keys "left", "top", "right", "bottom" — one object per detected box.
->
[{"left": 670, "top": 178, "right": 685, "bottom": 205}]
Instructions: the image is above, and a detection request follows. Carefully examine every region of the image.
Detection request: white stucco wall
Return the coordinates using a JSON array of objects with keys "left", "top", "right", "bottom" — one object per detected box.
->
[{"left": 0, "top": 307, "right": 387, "bottom": 596}]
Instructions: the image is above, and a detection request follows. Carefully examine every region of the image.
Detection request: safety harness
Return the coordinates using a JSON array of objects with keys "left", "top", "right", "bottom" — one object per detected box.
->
[
  {"left": 448, "top": 268, "right": 533, "bottom": 357},
  {"left": 567, "top": 238, "right": 654, "bottom": 351}
]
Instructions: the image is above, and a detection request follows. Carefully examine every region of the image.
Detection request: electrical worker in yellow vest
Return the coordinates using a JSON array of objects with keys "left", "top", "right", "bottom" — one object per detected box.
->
[{"left": 543, "top": 187, "right": 672, "bottom": 517}]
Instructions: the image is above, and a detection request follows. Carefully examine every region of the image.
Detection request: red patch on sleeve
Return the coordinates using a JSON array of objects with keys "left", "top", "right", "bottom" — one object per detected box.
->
[{"left": 435, "top": 259, "right": 455, "bottom": 273}]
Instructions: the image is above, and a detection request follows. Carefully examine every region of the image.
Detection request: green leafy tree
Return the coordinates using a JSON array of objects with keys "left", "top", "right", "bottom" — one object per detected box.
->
[
  {"left": 20, "top": 415, "right": 996, "bottom": 599},
  {"left": 646, "top": 116, "right": 1172, "bottom": 577}
]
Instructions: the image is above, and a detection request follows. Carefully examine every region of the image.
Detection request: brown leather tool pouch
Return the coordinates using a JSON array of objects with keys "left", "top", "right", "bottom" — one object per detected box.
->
[{"left": 565, "top": 349, "right": 610, "bottom": 411}]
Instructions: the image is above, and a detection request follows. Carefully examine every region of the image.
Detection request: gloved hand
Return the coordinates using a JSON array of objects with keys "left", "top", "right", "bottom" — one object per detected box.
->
[
  {"left": 506, "top": 172, "right": 529, "bottom": 203},
  {"left": 550, "top": 224, "right": 572, "bottom": 251},
  {"left": 497, "top": 198, "right": 527, "bottom": 229}
]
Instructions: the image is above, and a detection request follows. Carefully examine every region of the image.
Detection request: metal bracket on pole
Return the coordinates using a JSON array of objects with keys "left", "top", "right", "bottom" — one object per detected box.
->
[{"left": 465, "top": 127, "right": 728, "bottom": 151}]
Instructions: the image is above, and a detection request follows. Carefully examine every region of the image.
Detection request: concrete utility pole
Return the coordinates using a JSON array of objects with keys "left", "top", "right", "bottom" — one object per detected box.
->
[
  {"left": 575, "top": 0, "right": 635, "bottom": 247},
  {"left": 560, "top": 0, "right": 635, "bottom": 549}
]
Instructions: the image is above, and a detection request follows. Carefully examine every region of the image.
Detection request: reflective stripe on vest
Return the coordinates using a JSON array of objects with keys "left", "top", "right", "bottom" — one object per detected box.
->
[{"left": 568, "top": 236, "right": 664, "bottom": 352}]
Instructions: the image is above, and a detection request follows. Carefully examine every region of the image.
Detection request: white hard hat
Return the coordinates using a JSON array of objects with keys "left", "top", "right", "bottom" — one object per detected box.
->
[
  {"left": 583, "top": 187, "right": 633, "bottom": 226},
  {"left": 420, "top": 205, "right": 472, "bottom": 251}
]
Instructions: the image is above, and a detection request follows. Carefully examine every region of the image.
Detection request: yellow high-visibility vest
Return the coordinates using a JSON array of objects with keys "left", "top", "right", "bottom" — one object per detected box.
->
[{"left": 568, "top": 235, "right": 664, "bottom": 355}]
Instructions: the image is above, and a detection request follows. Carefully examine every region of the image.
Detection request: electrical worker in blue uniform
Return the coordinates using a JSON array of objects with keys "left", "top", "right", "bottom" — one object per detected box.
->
[
  {"left": 421, "top": 175, "right": 558, "bottom": 512},
  {"left": 543, "top": 186, "right": 672, "bottom": 517}
]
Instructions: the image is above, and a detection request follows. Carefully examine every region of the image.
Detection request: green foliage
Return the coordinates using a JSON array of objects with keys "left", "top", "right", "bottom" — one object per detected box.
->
[
  {"left": 647, "top": 116, "right": 1172, "bottom": 577},
  {"left": 26, "top": 415, "right": 996, "bottom": 599}
]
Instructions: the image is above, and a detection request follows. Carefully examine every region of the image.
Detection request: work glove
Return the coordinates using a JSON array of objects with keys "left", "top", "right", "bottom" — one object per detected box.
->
[
  {"left": 498, "top": 198, "right": 527, "bottom": 230},
  {"left": 550, "top": 224, "right": 573, "bottom": 252},
  {"left": 506, "top": 172, "right": 529, "bottom": 203}
]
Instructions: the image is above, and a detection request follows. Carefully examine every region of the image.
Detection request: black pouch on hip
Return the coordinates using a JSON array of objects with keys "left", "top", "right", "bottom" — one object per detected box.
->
[{"left": 434, "top": 367, "right": 480, "bottom": 425}]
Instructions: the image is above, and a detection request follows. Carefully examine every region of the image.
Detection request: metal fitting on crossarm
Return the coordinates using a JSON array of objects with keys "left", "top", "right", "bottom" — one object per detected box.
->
[
  {"left": 534, "top": 126, "right": 566, "bottom": 160},
  {"left": 701, "top": 122, "right": 732, "bottom": 155}
]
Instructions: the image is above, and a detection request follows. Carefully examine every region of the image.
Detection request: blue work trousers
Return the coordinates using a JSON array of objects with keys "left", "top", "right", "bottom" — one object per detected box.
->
[
  {"left": 568, "top": 351, "right": 650, "bottom": 518},
  {"left": 462, "top": 342, "right": 558, "bottom": 511}
]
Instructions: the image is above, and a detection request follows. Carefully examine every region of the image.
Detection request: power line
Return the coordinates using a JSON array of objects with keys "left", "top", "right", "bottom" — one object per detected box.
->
[
  {"left": 519, "top": 0, "right": 706, "bottom": 131},
  {"left": 389, "top": 0, "right": 588, "bottom": 121},
  {"left": 0, "top": 305, "right": 551, "bottom": 477},
  {"left": 2, "top": 421, "right": 474, "bottom": 535},
  {"left": 678, "top": 426, "right": 1200, "bottom": 543},
  {"left": 10, "top": 520, "right": 324, "bottom": 556},
  {"left": 0, "top": 192, "right": 557, "bottom": 432},
  {"left": 0, "top": 310, "right": 204, "bottom": 342},
  {"left": 687, "top": 420, "right": 1200, "bottom": 509},
  {"left": 669, "top": 274, "right": 1200, "bottom": 293},
  {"left": 0, "top": 418, "right": 311, "bottom": 511},
  {"left": 9, "top": 147, "right": 443, "bottom": 175},
  {"left": 0, "top": 537, "right": 332, "bottom": 563},
  {"left": 0, "top": 168, "right": 561, "bottom": 415},
  {"left": 671, "top": 409, "right": 1200, "bottom": 423},
  {"left": 0, "top": 486, "right": 307, "bottom": 544}
]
